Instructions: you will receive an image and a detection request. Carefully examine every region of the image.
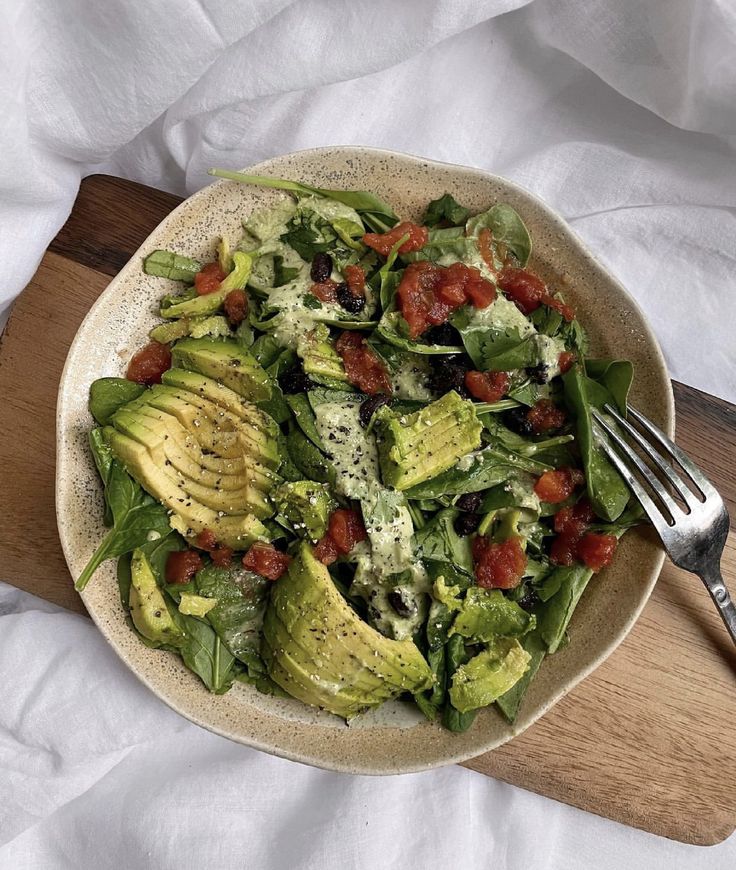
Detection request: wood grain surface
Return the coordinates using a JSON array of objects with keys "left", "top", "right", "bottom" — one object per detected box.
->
[{"left": 1, "top": 175, "right": 734, "bottom": 845}]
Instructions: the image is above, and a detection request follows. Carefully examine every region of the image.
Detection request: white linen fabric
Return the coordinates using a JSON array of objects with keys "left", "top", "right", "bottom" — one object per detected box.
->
[{"left": 1, "top": 0, "right": 735, "bottom": 866}]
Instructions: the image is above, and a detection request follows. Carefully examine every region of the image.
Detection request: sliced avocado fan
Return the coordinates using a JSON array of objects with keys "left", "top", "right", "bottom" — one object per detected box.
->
[
  {"left": 107, "top": 369, "right": 280, "bottom": 550},
  {"left": 262, "top": 544, "right": 433, "bottom": 718}
]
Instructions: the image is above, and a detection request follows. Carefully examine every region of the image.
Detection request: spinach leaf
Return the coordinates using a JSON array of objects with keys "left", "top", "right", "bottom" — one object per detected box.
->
[
  {"left": 537, "top": 563, "right": 595, "bottom": 653},
  {"left": 481, "top": 416, "right": 574, "bottom": 458},
  {"left": 89, "top": 428, "right": 114, "bottom": 525},
  {"left": 496, "top": 629, "right": 546, "bottom": 723},
  {"left": 273, "top": 254, "right": 301, "bottom": 287},
  {"left": 405, "top": 446, "right": 549, "bottom": 499},
  {"left": 422, "top": 193, "right": 471, "bottom": 227},
  {"left": 414, "top": 509, "right": 473, "bottom": 574},
  {"left": 585, "top": 359, "right": 634, "bottom": 415},
  {"left": 285, "top": 393, "right": 325, "bottom": 451},
  {"left": 285, "top": 426, "right": 336, "bottom": 485},
  {"left": 442, "top": 635, "right": 479, "bottom": 732},
  {"left": 402, "top": 227, "right": 475, "bottom": 264},
  {"left": 208, "top": 170, "right": 399, "bottom": 230},
  {"left": 195, "top": 563, "right": 269, "bottom": 664},
  {"left": 179, "top": 613, "right": 237, "bottom": 694},
  {"left": 76, "top": 459, "right": 172, "bottom": 591},
  {"left": 88, "top": 378, "right": 146, "bottom": 426},
  {"left": 450, "top": 305, "right": 528, "bottom": 369},
  {"left": 250, "top": 333, "right": 285, "bottom": 368},
  {"left": 563, "top": 366, "right": 631, "bottom": 521},
  {"left": 465, "top": 204, "right": 532, "bottom": 267}
]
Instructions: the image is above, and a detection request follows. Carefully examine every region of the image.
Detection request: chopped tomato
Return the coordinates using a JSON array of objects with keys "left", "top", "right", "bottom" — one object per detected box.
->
[
  {"left": 210, "top": 546, "right": 234, "bottom": 567},
  {"left": 344, "top": 264, "right": 366, "bottom": 299},
  {"left": 223, "top": 288, "right": 248, "bottom": 325},
  {"left": 313, "top": 535, "right": 340, "bottom": 565},
  {"left": 126, "top": 341, "right": 171, "bottom": 385},
  {"left": 311, "top": 279, "right": 339, "bottom": 303},
  {"left": 242, "top": 542, "right": 291, "bottom": 581},
  {"left": 576, "top": 533, "right": 618, "bottom": 572},
  {"left": 328, "top": 508, "right": 367, "bottom": 554},
  {"left": 464, "top": 370, "right": 509, "bottom": 403},
  {"left": 335, "top": 331, "right": 392, "bottom": 395},
  {"left": 363, "top": 221, "right": 429, "bottom": 256},
  {"left": 550, "top": 499, "right": 598, "bottom": 567},
  {"left": 558, "top": 351, "right": 576, "bottom": 374},
  {"left": 534, "top": 468, "right": 585, "bottom": 504},
  {"left": 397, "top": 261, "right": 496, "bottom": 339},
  {"left": 194, "top": 262, "right": 227, "bottom": 296},
  {"left": 477, "top": 227, "right": 496, "bottom": 273},
  {"left": 527, "top": 399, "right": 566, "bottom": 434},
  {"left": 194, "top": 528, "right": 233, "bottom": 566},
  {"left": 195, "top": 529, "right": 218, "bottom": 550},
  {"left": 497, "top": 267, "right": 575, "bottom": 321},
  {"left": 165, "top": 550, "right": 203, "bottom": 585},
  {"left": 472, "top": 536, "right": 527, "bottom": 589}
]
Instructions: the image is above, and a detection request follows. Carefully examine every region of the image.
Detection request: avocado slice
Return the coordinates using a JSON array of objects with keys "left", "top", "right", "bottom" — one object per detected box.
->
[
  {"left": 272, "top": 480, "right": 336, "bottom": 541},
  {"left": 107, "top": 429, "right": 268, "bottom": 549},
  {"left": 161, "top": 251, "right": 253, "bottom": 319},
  {"left": 296, "top": 324, "right": 348, "bottom": 385},
  {"left": 448, "top": 637, "right": 531, "bottom": 713},
  {"left": 171, "top": 337, "right": 271, "bottom": 402},
  {"left": 374, "top": 390, "right": 483, "bottom": 490},
  {"left": 129, "top": 549, "right": 183, "bottom": 645},
  {"left": 263, "top": 545, "right": 432, "bottom": 716}
]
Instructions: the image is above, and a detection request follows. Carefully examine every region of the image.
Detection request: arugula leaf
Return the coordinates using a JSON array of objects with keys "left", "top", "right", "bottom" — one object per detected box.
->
[
  {"left": 422, "top": 193, "right": 471, "bottom": 227},
  {"left": 88, "top": 378, "right": 146, "bottom": 426},
  {"left": 465, "top": 204, "right": 532, "bottom": 267},
  {"left": 76, "top": 460, "right": 172, "bottom": 591},
  {"left": 179, "top": 613, "right": 237, "bottom": 694}
]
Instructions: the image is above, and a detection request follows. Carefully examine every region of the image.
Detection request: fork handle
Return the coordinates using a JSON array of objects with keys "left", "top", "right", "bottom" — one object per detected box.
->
[{"left": 699, "top": 565, "right": 736, "bottom": 645}]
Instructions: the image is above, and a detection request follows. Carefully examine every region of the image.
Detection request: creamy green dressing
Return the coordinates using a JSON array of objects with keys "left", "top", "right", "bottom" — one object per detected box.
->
[{"left": 391, "top": 357, "right": 433, "bottom": 401}]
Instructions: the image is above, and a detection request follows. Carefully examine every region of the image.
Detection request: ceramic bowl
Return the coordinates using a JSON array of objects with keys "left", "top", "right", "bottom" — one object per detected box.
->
[{"left": 56, "top": 147, "right": 673, "bottom": 773}]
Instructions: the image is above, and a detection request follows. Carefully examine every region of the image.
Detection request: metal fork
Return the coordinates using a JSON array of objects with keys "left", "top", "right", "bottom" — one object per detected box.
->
[{"left": 591, "top": 404, "right": 736, "bottom": 645}]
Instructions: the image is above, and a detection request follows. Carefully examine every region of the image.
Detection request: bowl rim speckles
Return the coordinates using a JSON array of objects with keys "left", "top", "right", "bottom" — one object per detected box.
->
[{"left": 56, "top": 146, "right": 673, "bottom": 774}]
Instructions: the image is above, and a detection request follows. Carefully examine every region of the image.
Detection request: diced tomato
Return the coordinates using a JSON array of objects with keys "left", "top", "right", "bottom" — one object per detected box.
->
[
  {"left": 497, "top": 267, "right": 546, "bottom": 314},
  {"left": 328, "top": 508, "right": 367, "bottom": 554},
  {"left": 126, "top": 341, "right": 172, "bottom": 385},
  {"left": 195, "top": 529, "right": 218, "bottom": 550},
  {"left": 344, "top": 264, "right": 366, "bottom": 299},
  {"left": 363, "top": 221, "right": 429, "bottom": 256},
  {"left": 534, "top": 467, "right": 585, "bottom": 504},
  {"left": 194, "top": 262, "right": 227, "bottom": 296},
  {"left": 465, "top": 370, "right": 509, "bottom": 403},
  {"left": 311, "top": 279, "right": 339, "bottom": 303},
  {"left": 242, "top": 542, "right": 291, "bottom": 581},
  {"left": 558, "top": 351, "right": 576, "bottom": 374},
  {"left": 472, "top": 536, "right": 527, "bottom": 590},
  {"left": 397, "top": 261, "right": 496, "bottom": 339},
  {"left": 165, "top": 550, "right": 203, "bottom": 585},
  {"left": 576, "top": 533, "right": 618, "bottom": 572},
  {"left": 477, "top": 228, "right": 496, "bottom": 273},
  {"left": 527, "top": 399, "right": 566, "bottom": 434},
  {"left": 545, "top": 295, "right": 576, "bottom": 322},
  {"left": 210, "top": 546, "right": 234, "bottom": 567},
  {"left": 550, "top": 499, "right": 601, "bottom": 568},
  {"left": 314, "top": 535, "right": 340, "bottom": 565},
  {"left": 335, "top": 331, "right": 392, "bottom": 395},
  {"left": 223, "top": 288, "right": 248, "bottom": 325}
]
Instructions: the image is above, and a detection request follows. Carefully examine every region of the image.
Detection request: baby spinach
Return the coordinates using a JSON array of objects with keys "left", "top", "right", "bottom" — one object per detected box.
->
[
  {"left": 179, "top": 613, "right": 237, "bottom": 694},
  {"left": 285, "top": 393, "right": 326, "bottom": 451},
  {"left": 422, "top": 193, "right": 471, "bottom": 228},
  {"left": 88, "top": 378, "right": 146, "bottom": 426},
  {"left": 402, "top": 228, "right": 475, "bottom": 264},
  {"left": 450, "top": 306, "right": 528, "bottom": 369},
  {"left": 496, "top": 629, "right": 546, "bottom": 723},
  {"left": 442, "top": 635, "right": 479, "bottom": 732},
  {"left": 585, "top": 359, "right": 634, "bottom": 415},
  {"left": 75, "top": 459, "right": 172, "bottom": 591},
  {"left": 414, "top": 509, "right": 473, "bottom": 575},
  {"left": 465, "top": 203, "right": 532, "bottom": 267},
  {"left": 273, "top": 254, "right": 301, "bottom": 287}
]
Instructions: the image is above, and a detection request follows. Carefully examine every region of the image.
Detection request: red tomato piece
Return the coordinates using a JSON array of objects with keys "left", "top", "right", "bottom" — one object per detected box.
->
[
  {"left": 533, "top": 468, "right": 585, "bottom": 504},
  {"left": 363, "top": 221, "right": 429, "bottom": 256},
  {"left": 328, "top": 508, "right": 367, "bottom": 555},
  {"left": 550, "top": 499, "right": 596, "bottom": 566},
  {"left": 165, "top": 550, "right": 203, "bottom": 585},
  {"left": 544, "top": 294, "right": 576, "bottom": 322},
  {"left": 335, "top": 331, "right": 392, "bottom": 395},
  {"left": 344, "top": 264, "right": 366, "bottom": 299},
  {"left": 472, "top": 536, "right": 527, "bottom": 590},
  {"left": 194, "top": 262, "right": 227, "bottom": 296},
  {"left": 464, "top": 370, "right": 510, "bottom": 403},
  {"left": 464, "top": 273, "right": 496, "bottom": 308},
  {"left": 558, "top": 351, "right": 576, "bottom": 374},
  {"left": 242, "top": 542, "right": 291, "bottom": 581},
  {"left": 314, "top": 535, "right": 340, "bottom": 565},
  {"left": 497, "top": 267, "right": 546, "bottom": 314},
  {"left": 527, "top": 399, "right": 566, "bottom": 434},
  {"left": 195, "top": 529, "right": 218, "bottom": 550},
  {"left": 210, "top": 546, "right": 234, "bottom": 567},
  {"left": 223, "top": 288, "right": 248, "bottom": 325},
  {"left": 126, "top": 341, "right": 172, "bottom": 385},
  {"left": 311, "top": 280, "right": 339, "bottom": 303},
  {"left": 477, "top": 228, "right": 496, "bottom": 273},
  {"left": 576, "top": 533, "right": 618, "bottom": 572}
]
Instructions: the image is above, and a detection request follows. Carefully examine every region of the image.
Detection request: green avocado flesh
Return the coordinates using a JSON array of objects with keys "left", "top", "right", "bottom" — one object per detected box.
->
[
  {"left": 262, "top": 544, "right": 432, "bottom": 717},
  {"left": 171, "top": 337, "right": 272, "bottom": 402},
  {"left": 108, "top": 369, "right": 278, "bottom": 549},
  {"left": 129, "top": 549, "right": 182, "bottom": 645}
]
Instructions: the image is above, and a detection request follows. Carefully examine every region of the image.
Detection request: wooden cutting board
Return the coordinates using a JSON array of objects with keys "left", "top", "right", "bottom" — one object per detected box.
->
[{"left": 1, "top": 175, "right": 735, "bottom": 846}]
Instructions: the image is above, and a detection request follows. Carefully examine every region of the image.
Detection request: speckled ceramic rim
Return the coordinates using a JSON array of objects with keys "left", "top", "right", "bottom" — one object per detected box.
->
[{"left": 56, "top": 147, "right": 673, "bottom": 774}]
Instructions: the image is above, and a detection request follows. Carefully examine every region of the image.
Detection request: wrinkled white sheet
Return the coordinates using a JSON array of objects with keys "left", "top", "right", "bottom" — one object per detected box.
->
[{"left": 2, "top": 0, "right": 735, "bottom": 866}]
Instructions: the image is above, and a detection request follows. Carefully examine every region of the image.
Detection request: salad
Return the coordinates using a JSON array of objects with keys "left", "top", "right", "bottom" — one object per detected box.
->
[{"left": 77, "top": 170, "right": 640, "bottom": 731}]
